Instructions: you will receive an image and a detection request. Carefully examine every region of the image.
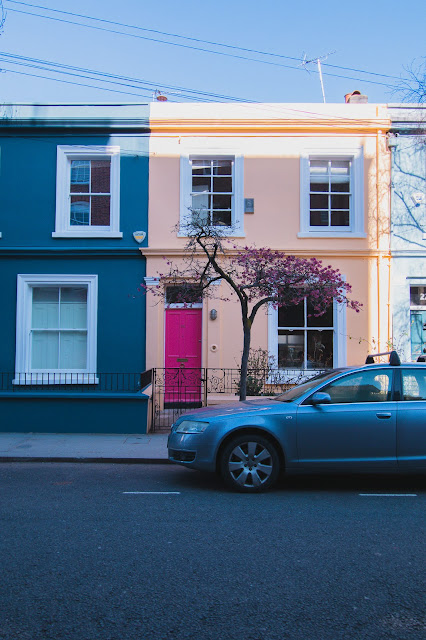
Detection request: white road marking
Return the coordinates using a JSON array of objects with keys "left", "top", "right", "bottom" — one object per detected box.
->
[
  {"left": 123, "top": 491, "right": 181, "bottom": 495},
  {"left": 359, "top": 493, "right": 417, "bottom": 497}
]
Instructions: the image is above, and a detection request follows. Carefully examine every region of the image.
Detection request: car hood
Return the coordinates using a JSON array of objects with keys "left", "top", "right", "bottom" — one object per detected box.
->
[{"left": 176, "top": 399, "right": 283, "bottom": 421}]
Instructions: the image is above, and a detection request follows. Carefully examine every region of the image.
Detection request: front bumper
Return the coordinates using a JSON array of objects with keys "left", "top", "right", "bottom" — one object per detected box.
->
[{"left": 167, "top": 430, "right": 216, "bottom": 472}]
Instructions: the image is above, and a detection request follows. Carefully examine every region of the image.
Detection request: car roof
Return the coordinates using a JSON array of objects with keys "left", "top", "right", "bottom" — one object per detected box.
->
[{"left": 334, "top": 362, "right": 426, "bottom": 375}]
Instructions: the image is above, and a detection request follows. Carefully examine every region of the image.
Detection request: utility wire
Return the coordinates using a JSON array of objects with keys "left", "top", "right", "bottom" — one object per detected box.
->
[
  {"left": 5, "top": 0, "right": 402, "bottom": 82},
  {"left": 4, "top": 2, "right": 398, "bottom": 89},
  {"left": 0, "top": 51, "right": 251, "bottom": 102},
  {"left": 0, "top": 50, "right": 397, "bottom": 128},
  {"left": 0, "top": 67, "right": 163, "bottom": 100},
  {"left": 0, "top": 58, "right": 393, "bottom": 129}
]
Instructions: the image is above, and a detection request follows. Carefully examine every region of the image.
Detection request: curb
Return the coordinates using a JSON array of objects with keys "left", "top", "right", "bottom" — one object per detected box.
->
[{"left": 0, "top": 457, "right": 172, "bottom": 464}]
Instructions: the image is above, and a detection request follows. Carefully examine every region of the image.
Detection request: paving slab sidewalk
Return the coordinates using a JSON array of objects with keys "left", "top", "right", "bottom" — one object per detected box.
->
[{"left": 0, "top": 432, "right": 170, "bottom": 463}]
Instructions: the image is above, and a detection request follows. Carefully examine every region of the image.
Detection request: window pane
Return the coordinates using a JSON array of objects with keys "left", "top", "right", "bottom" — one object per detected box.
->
[
  {"left": 402, "top": 370, "right": 426, "bottom": 401},
  {"left": 70, "top": 160, "right": 90, "bottom": 193},
  {"left": 70, "top": 197, "right": 90, "bottom": 225},
  {"left": 307, "top": 330, "right": 333, "bottom": 368},
  {"left": 60, "top": 303, "right": 87, "bottom": 329},
  {"left": 330, "top": 160, "right": 350, "bottom": 175},
  {"left": 91, "top": 195, "right": 110, "bottom": 226},
  {"left": 410, "top": 311, "right": 425, "bottom": 360},
  {"left": 91, "top": 160, "right": 110, "bottom": 193},
  {"left": 192, "top": 177, "right": 210, "bottom": 192},
  {"left": 213, "top": 176, "right": 232, "bottom": 193},
  {"left": 213, "top": 160, "right": 232, "bottom": 175},
  {"left": 212, "top": 211, "right": 232, "bottom": 226},
  {"left": 322, "top": 370, "right": 392, "bottom": 404},
  {"left": 310, "top": 211, "right": 329, "bottom": 226},
  {"left": 331, "top": 211, "right": 350, "bottom": 226},
  {"left": 192, "top": 193, "right": 210, "bottom": 211},
  {"left": 32, "top": 287, "right": 59, "bottom": 303},
  {"left": 310, "top": 160, "right": 328, "bottom": 174},
  {"left": 278, "top": 302, "right": 304, "bottom": 327},
  {"left": 307, "top": 303, "right": 333, "bottom": 327},
  {"left": 166, "top": 284, "right": 203, "bottom": 304},
  {"left": 31, "top": 331, "right": 59, "bottom": 368},
  {"left": 310, "top": 194, "right": 328, "bottom": 209},
  {"left": 60, "top": 332, "right": 87, "bottom": 369},
  {"left": 278, "top": 330, "right": 304, "bottom": 367},
  {"left": 331, "top": 179, "right": 350, "bottom": 193},
  {"left": 310, "top": 179, "right": 328, "bottom": 192},
  {"left": 60, "top": 287, "right": 87, "bottom": 330},
  {"left": 331, "top": 194, "right": 350, "bottom": 210},
  {"left": 61, "top": 287, "right": 87, "bottom": 303},
  {"left": 191, "top": 209, "right": 210, "bottom": 225},
  {"left": 213, "top": 194, "right": 232, "bottom": 210},
  {"left": 410, "top": 286, "right": 426, "bottom": 306},
  {"left": 192, "top": 160, "right": 211, "bottom": 175},
  {"left": 32, "top": 288, "right": 59, "bottom": 329}
]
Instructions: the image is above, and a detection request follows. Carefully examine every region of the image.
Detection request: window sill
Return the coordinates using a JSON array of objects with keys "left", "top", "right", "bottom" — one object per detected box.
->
[
  {"left": 13, "top": 374, "right": 100, "bottom": 385},
  {"left": 52, "top": 231, "right": 123, "bottom": 239},
  {"left": 177, "top": 230, "right": 245, "bottom": 238},
  {"left": 297, "top": 232, "right": 367, "bottom": 239}
]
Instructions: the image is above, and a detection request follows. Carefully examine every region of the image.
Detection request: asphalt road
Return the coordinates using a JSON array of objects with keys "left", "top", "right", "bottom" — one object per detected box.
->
[{"left": 1, "top": 463, "right": 425, "bottom": 640}]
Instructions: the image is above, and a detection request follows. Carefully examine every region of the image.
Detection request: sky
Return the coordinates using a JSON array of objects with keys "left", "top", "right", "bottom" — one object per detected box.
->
[{"left": 0, "top": 0, "right": 424, "bottom": 105}]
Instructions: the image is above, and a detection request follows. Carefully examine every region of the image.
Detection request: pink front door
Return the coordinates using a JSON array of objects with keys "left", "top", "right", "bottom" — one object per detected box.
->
[{"left": 165, "top": 308, "right": 202, "bottom": 405}]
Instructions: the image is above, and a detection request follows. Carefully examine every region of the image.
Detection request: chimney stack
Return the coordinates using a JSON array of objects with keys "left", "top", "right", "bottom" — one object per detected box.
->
[{"left": 345, "top": 90, "right": 368, "bottom": 104}]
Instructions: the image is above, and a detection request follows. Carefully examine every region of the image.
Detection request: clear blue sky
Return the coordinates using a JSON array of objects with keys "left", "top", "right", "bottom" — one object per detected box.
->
[{"left": 0, "top": 0, "right": 424, "bottom": 104}]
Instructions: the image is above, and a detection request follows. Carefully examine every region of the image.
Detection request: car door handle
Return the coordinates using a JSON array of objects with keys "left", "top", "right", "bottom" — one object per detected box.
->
[{"left": 376, "top": 412, "right": 392, "bottom": 419}]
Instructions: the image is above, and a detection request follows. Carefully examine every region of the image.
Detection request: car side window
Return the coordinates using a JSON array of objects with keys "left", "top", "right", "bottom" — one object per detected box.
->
[
  {"left": 401, "top": 369, "right": 426, "bottom": 401},
  {"left": 319, "top": 370, "right": 393, "bottom": 404}
]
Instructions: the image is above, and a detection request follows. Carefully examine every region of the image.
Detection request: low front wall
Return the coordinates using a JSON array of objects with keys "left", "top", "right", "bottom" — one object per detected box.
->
[{"left": 0, "top": 392, "right": 149, "bottom": 434}]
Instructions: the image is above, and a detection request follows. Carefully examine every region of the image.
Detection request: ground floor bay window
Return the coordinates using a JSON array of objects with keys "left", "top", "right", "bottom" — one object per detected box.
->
[
  {"left": 14, "top": 274, "right": 98, "bottom": 384},
  {"left": 268, "top": 298, "right": 346, "bottom": 371}
]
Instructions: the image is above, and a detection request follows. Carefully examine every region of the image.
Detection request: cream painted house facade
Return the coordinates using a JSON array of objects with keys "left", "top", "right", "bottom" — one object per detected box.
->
[{"left": 142, "top": 102, "right": 391, "bottom": 375}]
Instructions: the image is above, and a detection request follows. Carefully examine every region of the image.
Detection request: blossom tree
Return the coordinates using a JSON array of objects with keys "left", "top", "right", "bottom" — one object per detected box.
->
[{"left": 145, "top": 217, "right": 361, "bottom": 400}]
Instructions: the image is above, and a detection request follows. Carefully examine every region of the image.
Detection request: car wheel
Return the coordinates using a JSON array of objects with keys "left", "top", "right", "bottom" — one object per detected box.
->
[{"left": 220, "top": 434, "right": 280, "bottom": 492}]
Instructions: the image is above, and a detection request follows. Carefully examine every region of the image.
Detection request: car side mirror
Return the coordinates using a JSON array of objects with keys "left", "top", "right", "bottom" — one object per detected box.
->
[{"left": 311, "top": 392, "right": 331, "bottom": 406}]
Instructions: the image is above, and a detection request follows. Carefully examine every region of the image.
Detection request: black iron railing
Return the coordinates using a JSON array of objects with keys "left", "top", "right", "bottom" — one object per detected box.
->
[
  {"left": 0, "top": 372, "right": 145, "bottom": 393},
  {"left": 150, "top": 367, "right": 329, "bottom": 430}
]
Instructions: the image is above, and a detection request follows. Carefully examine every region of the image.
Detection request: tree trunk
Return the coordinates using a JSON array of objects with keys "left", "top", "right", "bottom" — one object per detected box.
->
[{"left": 239, "top": 320, "right": 252, "bottom": 401}]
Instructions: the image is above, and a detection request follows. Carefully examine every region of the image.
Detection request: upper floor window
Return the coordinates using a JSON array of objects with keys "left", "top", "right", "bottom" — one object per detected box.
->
[
  {"left": 191, "top": 159, "right": 233, "bottom": 227},
  {"left": 180, "top": 154, "right": 244, "bottom": 236},
  {"left": 309, "top": 159, "right": 351, "bottom": 230},
  {"left": 53, "top": 146, "right": 122, "bottom": 238},
  {"left": 299, "top": 146, "right": 365, "bottom": 238}
]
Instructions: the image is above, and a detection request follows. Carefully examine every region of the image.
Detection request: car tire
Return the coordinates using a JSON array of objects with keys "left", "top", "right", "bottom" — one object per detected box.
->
[{"left": 220, "top": 434, "right": 280, "bottom": 493}]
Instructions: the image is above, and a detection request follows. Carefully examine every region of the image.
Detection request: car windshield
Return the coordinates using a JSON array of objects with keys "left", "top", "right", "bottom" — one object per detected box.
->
[{"left": 272, "top": 370, "right": 343, "bottom": 402}]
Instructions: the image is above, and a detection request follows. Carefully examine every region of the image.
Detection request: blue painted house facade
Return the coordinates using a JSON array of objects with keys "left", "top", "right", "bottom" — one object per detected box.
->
[
  {"left": 0, "top": 104, "right": 150, "bottom": 433},
  {"left": 389, "top": 105, "right": 426, "bottom": 361}
]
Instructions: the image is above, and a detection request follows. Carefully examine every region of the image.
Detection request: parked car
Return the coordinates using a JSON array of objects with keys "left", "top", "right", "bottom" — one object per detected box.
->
[{"left": 168, "top": 352, "right": 426, "bottom": 492}]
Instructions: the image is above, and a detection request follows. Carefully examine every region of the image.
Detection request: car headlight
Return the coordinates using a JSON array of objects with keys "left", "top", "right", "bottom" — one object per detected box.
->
[{"left": 175, "top": 420, "right": 209, "bottom": 434}]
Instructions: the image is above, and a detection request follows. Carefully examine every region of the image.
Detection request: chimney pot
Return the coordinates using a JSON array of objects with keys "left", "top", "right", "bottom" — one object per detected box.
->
[{"left": 345, "top": 90, "right": 368, "bottom": 103}]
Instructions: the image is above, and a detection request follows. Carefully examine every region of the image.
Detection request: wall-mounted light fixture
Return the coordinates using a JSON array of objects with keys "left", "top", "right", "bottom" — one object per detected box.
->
[{"left": 210, "top": 309, "right": 218, "bottom": 321}]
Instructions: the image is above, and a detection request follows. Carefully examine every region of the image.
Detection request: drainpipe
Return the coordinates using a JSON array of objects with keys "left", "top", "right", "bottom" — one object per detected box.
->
[
  {"left": 376, "top": 129, "right": 382, "bottom": 352},
  {"left": 387, "top": 133, "right": 399, "bottom": 350}
]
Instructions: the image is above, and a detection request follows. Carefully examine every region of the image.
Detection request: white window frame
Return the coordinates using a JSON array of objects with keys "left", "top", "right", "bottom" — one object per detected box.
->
[
  {"left": 268, "top": 299, "right": 347, "bottom": 375},
  {"left": 179, "top": 152, "right": 244, "bottom": 237},
  {"left": 299, "top": 145, "right": 365, "bottom": 238},
  {"left": 53, "top": 145, "right": 122, "bottom": 238},
  {"left": 14, "top": 274, "right": 98, "bottom": 384}
]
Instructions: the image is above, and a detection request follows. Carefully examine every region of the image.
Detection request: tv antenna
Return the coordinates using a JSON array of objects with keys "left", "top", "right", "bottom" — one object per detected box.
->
[{"left": 301, "top": 50, "right": 336, "bottom": 103}]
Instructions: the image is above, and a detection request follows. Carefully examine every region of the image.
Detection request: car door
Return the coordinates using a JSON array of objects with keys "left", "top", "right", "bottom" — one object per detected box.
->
[
  {"left": 296, "top": 368, "right": 397, "bottom": 471},
  {"left": 397, "top": 368, "right": 426, "bottom": 469}
]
